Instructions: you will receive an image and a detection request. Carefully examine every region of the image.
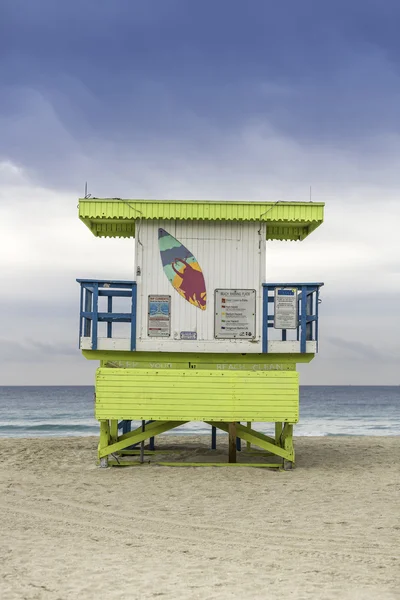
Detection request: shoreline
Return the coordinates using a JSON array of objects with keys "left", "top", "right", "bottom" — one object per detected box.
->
[{"left": 1, "top": 436, "right": 399, "bottom": 599}]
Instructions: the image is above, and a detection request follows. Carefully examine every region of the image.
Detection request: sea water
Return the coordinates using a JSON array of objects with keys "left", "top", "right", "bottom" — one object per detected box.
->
[{"left": 0, "top": 386, "right": 399, "bottom": 438}]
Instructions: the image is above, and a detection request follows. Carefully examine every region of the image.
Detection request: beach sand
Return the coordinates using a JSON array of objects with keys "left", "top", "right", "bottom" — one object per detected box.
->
[{"left": 0, "top": 435, "right": 399, "bottom": 600}]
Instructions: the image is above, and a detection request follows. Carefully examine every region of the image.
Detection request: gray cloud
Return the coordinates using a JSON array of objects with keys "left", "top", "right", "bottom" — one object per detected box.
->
[
  {"left": 1, "top": 0, "right": 400, "bottom": 384},
  {"left": 0, "top": 338, "right": 76, "bottom": 363},
  {"left": 326, "top": 336, "right": 392, "bottom": 363}
]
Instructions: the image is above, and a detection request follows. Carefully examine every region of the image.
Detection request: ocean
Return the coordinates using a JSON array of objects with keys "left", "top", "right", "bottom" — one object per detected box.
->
[{"left": 0, "top": 386, "right": 399, "bottom": 438}]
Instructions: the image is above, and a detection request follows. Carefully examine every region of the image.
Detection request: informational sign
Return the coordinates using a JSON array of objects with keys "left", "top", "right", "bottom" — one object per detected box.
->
[
  {"left": 180, "top": 331, "right": 197, "bottom": 340},
  {"left": 214, "top": 289, "right": 256, "bottom": 339},
  {"left": 274, "top": 288, "right": 298, "bottom": 329},
  {"left": 148, "top": 295, "right": 171, "bottom": 337}
]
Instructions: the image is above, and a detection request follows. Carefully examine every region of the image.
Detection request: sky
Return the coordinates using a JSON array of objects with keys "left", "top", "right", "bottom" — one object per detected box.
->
[{"left": 1, "top": 0, "right": 399, "bottom": 385}]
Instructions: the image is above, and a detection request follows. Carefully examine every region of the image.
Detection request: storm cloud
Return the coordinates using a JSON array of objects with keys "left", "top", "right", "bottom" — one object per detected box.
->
[{"left": 1, "top": 0, "right": 399, "bottom": 384}]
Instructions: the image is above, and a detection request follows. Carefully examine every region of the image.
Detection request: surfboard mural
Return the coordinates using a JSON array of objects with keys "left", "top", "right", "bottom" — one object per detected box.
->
[{"left": 158, "top": 228, "right": 207, "bottom": 310}]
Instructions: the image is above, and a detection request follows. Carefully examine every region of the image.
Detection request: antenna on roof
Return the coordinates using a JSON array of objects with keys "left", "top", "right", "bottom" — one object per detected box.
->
[
  {"left": 309, "top": 186, "right": 312, "bottom": 202},
  {"left": 84, "top": 182, "right": 91, "bottom": 199}
]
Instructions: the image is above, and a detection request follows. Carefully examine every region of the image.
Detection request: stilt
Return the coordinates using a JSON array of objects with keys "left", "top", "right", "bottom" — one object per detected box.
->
[
  {"left": 211, "top": 425, "right": 217, "bottom": 450},
  {"left": 275, "top": 422, "right": 283, "bottom": 445},
  {"left": 246, "top": 422, "right": 252, "bottom": 451},
  {"left": 228, "top": 422, "right": 237, "bottom": 463},
  {"left": 281, "top": 423, "right": 294, "bottom": 470},
  {"left": 110, "top": 420, "right": 118, "bottom": 444},
  {"left": 140, "top": 420, "right": 145, "bottom": 463},
  {"left": 122, "top": 420, "right": 131, "bottom": 434},
  {"left": 99, "top": 420, "right": 110, "bottom": 468},
  {"left": 236, "top": 423, "right": 241, "bottom": 451}
]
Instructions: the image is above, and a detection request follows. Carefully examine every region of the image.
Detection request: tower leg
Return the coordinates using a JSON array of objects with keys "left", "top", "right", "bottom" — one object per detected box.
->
[
  {"left": 246, "top": 422, "right": 252, "bottom": 451},
  {"left": 110, "top": 420, "right": 118, "bottom": 444},
  {"left": 228, "top": 422, "right": 237, "bottom": 463},
  {"left": 99, "top": 420, "right": 110, "bottom": 468},
  {"left": 236, "top": 423, "right": 241, "bottom": 451},
  {"left": 282, "top": 424, "right": 294, "bottom": 470},
  {"left": 211, "top": 425, "right": 217, "bottom": 450},
  {"left": 275, "top": 422, "right": 283, "bottom": 445}
]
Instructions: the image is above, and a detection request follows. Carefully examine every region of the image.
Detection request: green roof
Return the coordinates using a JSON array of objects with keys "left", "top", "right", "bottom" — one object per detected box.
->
[{"left": 79, "top": 198, "right": 324, "bottom": 241}]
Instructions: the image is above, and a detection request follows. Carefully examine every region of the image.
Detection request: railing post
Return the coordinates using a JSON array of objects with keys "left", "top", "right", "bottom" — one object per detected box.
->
[
  {"left": 316, "top": 287, "right": 320, "bottom": 352},
  {"left": 130, "top": 283, "right": 137, "bottom": 351},
  {"left": 262, "top": 285, "right": 268, "bottom": 353},
  {"left": 107, "top": 295, "right": 112, "bottom": 338},
  {"left": 78, "top": 284, "right": 83, "bottom": 346},
  {"left": 306, "top": 287, "right": 313, "bottom": 341},
  {"left": 84, "top": 287, "right": 92, "bottom": 337},
  {"left": 300, "top": 285, "right": 307, "bottom": 353},
  {"left": 92, "top": 283, "right": 99, "bottom": 351}
]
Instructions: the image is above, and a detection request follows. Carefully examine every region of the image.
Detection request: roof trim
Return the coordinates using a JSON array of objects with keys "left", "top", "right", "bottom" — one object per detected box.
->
[{"left": 79, "top": 198, "right": 324, "bottom": 241}]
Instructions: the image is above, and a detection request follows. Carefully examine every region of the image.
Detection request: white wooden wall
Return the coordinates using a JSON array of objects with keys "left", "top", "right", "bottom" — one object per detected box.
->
[{"left": 134, "top": 220, "right": 266, "bottom": 353}]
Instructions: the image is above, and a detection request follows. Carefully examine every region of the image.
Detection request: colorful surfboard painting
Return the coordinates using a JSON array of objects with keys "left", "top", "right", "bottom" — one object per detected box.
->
[{"left": 158, "top": 228, "right": 207, "bottom": 310}]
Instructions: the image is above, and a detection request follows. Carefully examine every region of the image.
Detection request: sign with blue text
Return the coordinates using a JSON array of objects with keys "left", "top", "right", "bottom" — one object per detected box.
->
[{"left": 274, "top": 288, "right": 298, "bottom": 329}]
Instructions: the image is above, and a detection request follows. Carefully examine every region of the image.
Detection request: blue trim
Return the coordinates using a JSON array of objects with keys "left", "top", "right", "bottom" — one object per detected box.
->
[
  {"left": 316, "top": 287, "right": 320, "bottom": 352},
  {"left": 76, "top": 279, "right": 135, "bottom": 287},
  {"left": 107, "top": 296, "right": 112, "bottom": 338},
  {"left": 77, "top": 279, "right": 137, "bottom": 351},
  {"left": 92, "top": 283, "right": 99, "bottom": 351},
  {"left": 84, "top": 289, "right": 92, "bottom": 337},
  {"left": 262, "top": 282, "right": 323, "bottom": 353},
  {"left": 99, "top": 290, "right": 132, "bottom": 297},
  {"left": 263, "top": 282, "right": 324, "bottom": 287},
  {"left": 79, "top": 284, "right": 83, "bottom": 343},
  {"left": 82, "top": 312, "right": 132, "bottom": 322},
  {"left": 262, "top": 285, "right": 268, "bottom": 353},
  {"left": 131, "top": 283, "right": 137, "bottom": 351},
  {"left": 300, "top": 285, "right": 307, "bottom": 353}
]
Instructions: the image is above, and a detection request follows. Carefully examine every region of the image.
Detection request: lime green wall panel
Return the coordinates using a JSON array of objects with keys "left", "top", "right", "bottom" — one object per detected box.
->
[
  {"left": 86, "top": 350, "right": 314, "bottom": 364},
  {"left": 95, "top": 368, "right": 299, "bottom": 422}
]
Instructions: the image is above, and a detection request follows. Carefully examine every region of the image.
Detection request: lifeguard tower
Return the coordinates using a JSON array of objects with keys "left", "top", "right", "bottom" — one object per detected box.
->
[{"left": 77, "top": 199, "right": 324, "bottom": 468}]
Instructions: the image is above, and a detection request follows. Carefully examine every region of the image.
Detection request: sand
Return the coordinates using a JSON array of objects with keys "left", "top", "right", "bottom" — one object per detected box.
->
[{"left": 0, "top": 435, "right": 399, "bottom": 600}]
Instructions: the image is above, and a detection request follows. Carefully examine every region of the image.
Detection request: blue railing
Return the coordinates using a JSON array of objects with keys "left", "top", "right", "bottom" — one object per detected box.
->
[
  {"left": 77, "top": 279, "right": 137, "bottom": 351},
  {"left": 77, "top": 279, "right": 322, "bottom": 354},
  {"left": 262, "top": 283, "right": 323, "bottom": 353}
]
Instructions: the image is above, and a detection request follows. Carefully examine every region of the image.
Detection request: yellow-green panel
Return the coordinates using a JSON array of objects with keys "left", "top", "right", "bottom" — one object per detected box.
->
[
  {"left": 88, "top": 350, "right": 314, "bottom": 365},
  {"left": 79, "top": 199, "right": 324, "bottom": 241},
  {"left": 95, "top": 368, "right": 299, "bottom": 422}
]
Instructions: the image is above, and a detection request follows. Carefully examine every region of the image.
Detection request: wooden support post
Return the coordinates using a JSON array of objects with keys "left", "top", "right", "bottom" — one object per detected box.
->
[
  {"left": 228, "top": 422, "right": 237, "bottom": 463},
  {"left": 98, "top": 421, "right": 186, "bottom": 459},
  {"left": 110, "top": 420, "right": 118, "bottom": 444},
  {"left": 99, "top": 420, "right": 110, "bottom": 468},
  {"left": 282, "top": 423, "right": 294, "bottom": 470},
  {"left": 208, "top": 422, "right": 292, "bottom": 461},
  {"left": 275, "top": 422, "right": 283, "bottom": 445},
  {"left": 246, "top": 422, "right": 252, "bottom": 451},
  {"left": 140, "top": 420, "right": 145, "bottom": 463},
  {"left": 236, "top": 423, "right": 241, "bottom": 451}
]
